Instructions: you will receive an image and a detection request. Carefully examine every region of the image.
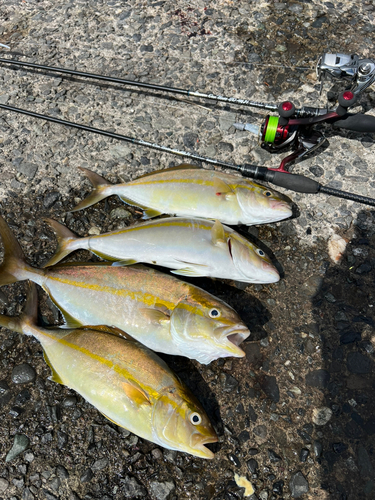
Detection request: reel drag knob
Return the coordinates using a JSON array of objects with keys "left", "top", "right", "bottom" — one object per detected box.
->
[
  {"left": 278, "top": 101, "right": 296, "bottom": 119},
  {"left": 336, "top": 91, "right": 357, "bottom": 115}
]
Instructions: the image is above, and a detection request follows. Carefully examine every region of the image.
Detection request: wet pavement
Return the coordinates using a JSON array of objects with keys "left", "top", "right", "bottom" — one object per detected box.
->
[{"left": 0, "top": 1, "right": 374, "bottom": 499}]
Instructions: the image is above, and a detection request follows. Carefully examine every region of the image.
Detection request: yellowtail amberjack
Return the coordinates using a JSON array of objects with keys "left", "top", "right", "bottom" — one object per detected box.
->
[
  {"left": 44, "top": 217, "right": 279, "bottom": 284},
  {"left": 0, "top": 283, "right": 218, "bottom": 458},
  {"left": 73, "top": 165, "right": 293, "bottom": 225},
  {"left": 0, "top": 215, "right": 250, "bottom": 364}
]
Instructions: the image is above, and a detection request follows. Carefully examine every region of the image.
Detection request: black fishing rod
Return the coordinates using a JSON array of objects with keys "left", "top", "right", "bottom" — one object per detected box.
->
[
  {"left": 1, "top": 102, "right": 374, "bottom": 207},
  {"left": 0, "top": 57, "right": 278, "bottom": 111}
]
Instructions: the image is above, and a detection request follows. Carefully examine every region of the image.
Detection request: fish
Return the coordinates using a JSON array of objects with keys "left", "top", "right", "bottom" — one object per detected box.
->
[
  {"left": 43, "top": 217, "right": 280, "bottom": 284},
  {"left": 0, "top": 283, "right": 218, "bottom": 458},
  {"left": 0, "top": 215, "right": 250, "bottom": 364},
  {"left": 73, "top": 165, "right": 293, "bottom": 225}
]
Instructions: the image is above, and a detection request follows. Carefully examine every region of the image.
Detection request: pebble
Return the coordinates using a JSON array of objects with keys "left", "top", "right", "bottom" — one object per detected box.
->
[
  {"left": 312, "top": 407, "right": 333, "bottom": 426},
  {"left": 267, "top": 449, "right": 282, "bottom": 463},
  {"left": 11, "top": 364, "right": 36, "bottom": 384},
  {"left": 92, "top": 458, "right": 109, "bottom": 471},
  {"left": 300, "top": 448, "right": 309, "bottom": 462},
  {"left": 305, "top": 369, "right": 330, "bottom": 389},
  {"left": 259, "top": 375, "right": 280, "bottom": 403},
  {"left": 289, "top": 471, "right": 309, "bottom": 498},
  {"left": 5, "top": 434, "right": 30, "bottom": 462},
  {"left": 247, "top": 458, "right": 258, "bottom": 473},
  {"left": 149, "top": 480, "right": 175, "bottom": 500},
  {"left": 121, "top": 475, "right": 147, "bottom": 498},
  {"left": 80, "top": 468, "right": 93, "bottom": 483},
  {"left": 253, "top": 425, "right": 267, "bottom": 440},
  {"left": 0, "top": 478, "right": 9, "bottom": 493},
  {"left": 347, "top": 352, "right": 373, "bottom": 374},
  {"left": 110, "top": 207, "right": 132, "bottom": 219},
  {"left": 272, "top": 480, "right": 284, "bottom": 495}
]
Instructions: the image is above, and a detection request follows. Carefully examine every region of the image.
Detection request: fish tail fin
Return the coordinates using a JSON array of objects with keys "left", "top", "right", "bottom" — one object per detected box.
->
[
  {"left": 43, "top": 219, "right": 78, "bottom": 267},
  {"left": 71, "top": 167, "right": 113, "bottom": 212},
  {"left": 0, "top": 282, "right": 38, "bottom": 335},
  {"left": 0, "top": 215, "right": 26, "bottom": 286}
]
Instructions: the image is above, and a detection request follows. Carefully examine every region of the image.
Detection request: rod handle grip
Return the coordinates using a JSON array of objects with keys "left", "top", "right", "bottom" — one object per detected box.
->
[{"left": 332, "top": 113, "right": 375, "bottom": 133}]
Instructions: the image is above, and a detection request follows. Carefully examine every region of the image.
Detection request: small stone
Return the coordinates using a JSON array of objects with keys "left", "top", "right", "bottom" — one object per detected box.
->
[
  {"left": 312, "top": 407, "right": 333, "bottom": 426},
  {"left": 220, "top": 373, "right": 239, "bottom": 392},
  {"left": 238, "top": 430, "right": 250, "bottom": 444},
  {"left": 289, "top": 471, "right": 309, "bottom": 498},
  {"left": 247, "top": 458, "right": 258, "bottom": 473},
  {"left": 248, "top": 448, "right": 259, "bottom": 456},
  {"left": 300, "top": 448, "right": 309, "bottom": 462},
  {"left": 11, "top": 364, "right": 36, "bottom": 384},
  {"left": 253, "top": 425, "right": 267, "bottom": 440},
  {"left": 0, "top": 478, "right": 9, "bottom": 493},
  {"left": 228, "top": 453, "right": 241, "bottom": 467},
  {"left": 56, "top": 465, "right": 69, "bottom": 479},
  {"left": 273, "top": 480, "right": 284, "bottom": 495},
  {"left": 62, "top": 396, "right": 77, "bottom": 407},
  {"left": 347, "top": 352, "right": 372, "bottom": 374},
  {"left": 121, "top": 476, "right": 147, "bottom": 498},
  {"left": 43, "top": 192, "right": 60, "bottom": 208},
  {"left": 6, "top": 434, "right": 30, "bottom": 462},
  {"left": 149, "top": 480, "right": 175, "bottom": 500},
  {"left": 305, "top": 369, "right": 330, "bottom": 389},
  {"left": 183, "top": 132, "right": 198, "bottom": 149},
  {"left": 313, "top": 440, "right": 323, "bottom": 458},
  {"left": 333, "top": 442, "right": 348, "bottom": 454},
  {"left": 259, "top": 375, "right": 280, "bottom": 403},
  {"left": 309, "top": 165, "right": 324, "bottom": 177},
  {"left": 88, "top": 226, "right": 101, "bottom": 236},
  {"left": 358, "top": 446, "right": 374, "bottom": 478},
  {"left": 15, "top": 388, "right": 31, "bottom": 405},
  {"left": 17, "top": 162, "right": 38, "bottom": 180},
  {"left": 268, "top": 449, "right": 282, "bottom": 463},
  {"left": 80, "top": 468, "right": 93, "bottom": 483},
  {"left": 22, "top": 487, "right": 34, "bottom": 500},
  {"left": 92, "top": 458, "right": 108, "bottom": 471},
  {"left": 110, "top": 207, "right": 132, "bottom": 219}
]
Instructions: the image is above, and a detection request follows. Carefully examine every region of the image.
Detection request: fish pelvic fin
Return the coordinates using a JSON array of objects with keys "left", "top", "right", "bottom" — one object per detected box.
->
[
  {"left": 43, "top": 219, "right": 78, "bottom": 267},
  {"left": 0, "top": 214, "right": 28, "bottom": 286},
  {"left": 71, "top": 167, "right": 113, "bottom": 212}
]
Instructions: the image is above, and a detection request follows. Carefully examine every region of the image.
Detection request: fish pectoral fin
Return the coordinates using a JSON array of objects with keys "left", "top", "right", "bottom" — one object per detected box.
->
[
  {"left": 211, "top": 220, "right": 226, "bottom": 246},
  {"left": 140, "top": 308, "right": 170, "bottom": 325},
  {"left": 43, "top": 351, "right": 65, "bottom": 385},
  {"left": 213, "top": 177, "right": 235, "bottom": 198},
  {"left": 111, "top": 259, "right": 139, "bottom": 267},
  {"left": 122, "top": 381, "right": 151, "bottom": 406}
]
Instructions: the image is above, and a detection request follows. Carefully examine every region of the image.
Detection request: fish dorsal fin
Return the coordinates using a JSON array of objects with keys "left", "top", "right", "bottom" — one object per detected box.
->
[
  {"left": 213, "top": 177, "right": 235, "bottom": 197},
  {"left": 43, "top": 351, "right": 65, "bottom": 385},
  {"left": 211, "top": 220, "right": 226, "bottom": 246},
  {"left": 135, "top": 164, "right": 202, "bottom": 179},
  {"left": 140, "top": 308, "right": 170, "bottom": 325},
  {"left": 122, "top": 381, "right": 151, "bottom": 406}
]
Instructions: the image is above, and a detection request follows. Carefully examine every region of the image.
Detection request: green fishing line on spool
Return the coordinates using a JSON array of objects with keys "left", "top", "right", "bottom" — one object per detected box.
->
[{"left": 263, "top": 116, "right": 279, "bottom": 143}]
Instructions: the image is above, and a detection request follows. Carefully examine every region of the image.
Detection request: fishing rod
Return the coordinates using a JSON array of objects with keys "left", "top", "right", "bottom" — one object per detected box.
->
[
  {"left": 1, "top": 102, "right": 375, "bottom": 208},
  {"left": 1, "top": 55, "right": 375, "bottom": 173}
]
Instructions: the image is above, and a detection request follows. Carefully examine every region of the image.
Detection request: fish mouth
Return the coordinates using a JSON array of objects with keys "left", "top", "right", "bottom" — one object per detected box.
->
[
  {"left": 270, "top": 200, "right": 293, "bottom": 214},
  {"left": 191, "top": 434, "right": 218, "bottom": 459},
  {"left": 220, "top": 325, "right": 250, "bottom": 357},
  {"left": 260, "top": 262, "right": 280, "bottom": 283}
]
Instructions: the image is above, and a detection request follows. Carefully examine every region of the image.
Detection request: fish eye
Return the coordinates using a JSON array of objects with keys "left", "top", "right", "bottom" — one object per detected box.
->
[
  {"left": 190, "top": 412, "right": 202, "bottom": 425},
  {"left": 209, "top": 308, "right": 221, "bottom": 318},
  {"left": 256, "top": 248, "right": 265, "bottom": 257},
  {"left": 263, "top": 190, "right": 272, "bottom": 197}
]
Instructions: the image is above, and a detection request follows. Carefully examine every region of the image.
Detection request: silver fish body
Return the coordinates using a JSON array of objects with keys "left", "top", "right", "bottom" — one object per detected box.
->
[
  {"left": 0, "top": 216, "right": 250, "bottom": 364},
  {"left": 45, "top": 217, "right": 279, "bottom": 283},
  {"left": 74, "top": 165, "right": 293, "bottom": 225}
]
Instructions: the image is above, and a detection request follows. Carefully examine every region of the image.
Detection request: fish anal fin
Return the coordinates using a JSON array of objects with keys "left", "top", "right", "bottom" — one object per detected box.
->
[
  {"left": 43, "top": 351, "right": 65, "bottom": 385},
  {"left": 118, "top": 197, "right": 162, "bottom": 219},
  {"left": 171, "top": 268, "right": 207, "bottom": 277},
  {"left": 45, "top": 291, "right": 83, "bottom": 329},
  {"left": 111, "top": 259, "right": 138, "bottom": 267},
  {"left": 140, "top": 308, "right": 170, "bottom": 325},
  {"left": 101, "top": 412, "right": 121, "bottom": 426}
]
